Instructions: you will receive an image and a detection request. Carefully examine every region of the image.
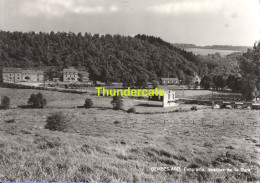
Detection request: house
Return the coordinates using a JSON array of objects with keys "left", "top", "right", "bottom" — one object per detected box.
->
[
  {"left": 22, "top": 69, "right": 44, "bottom": 82},
  {"left": 163, "top": 90, "right": 178, "bottom": 107},
  {"left": 1, "top": 67, "right": 44, "bottom": 83},
  {"left": 161, "top": 78, "right": 179, "bottom": 85},
  {"left": 63, "top": 67, "right": 78, "bottom": 82},
  {"left": 2, "top": 67, "right": 23, "bottom": 83},
  {"left": 148, "top": 90, "right": 178, "bottom": 107}
]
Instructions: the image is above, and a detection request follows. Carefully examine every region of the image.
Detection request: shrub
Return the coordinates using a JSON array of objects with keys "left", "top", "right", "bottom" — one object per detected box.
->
[
  {"left": 114, "top": 120, "right": 121, "bottom": 124},
  {"left": 1, "top": 96, "right": 10, "bottom": 110},
  {"left": 84, "top": 98, "right": 93, "bottom": 108},
  {"left": 111, "top": 96, "right": 123, "bottom": 110},
  {"left": 28, "top": 92, "right": 47, "bottom": 108},
  {"left": 127, "top": 107, "right": 136, "bottom": 113},
  {"left": 191, "top": 106, "right": 198, "bottom": 111},
  {"left": 5, "top": 119, "right": 15, "bottom": 123},
  {"left": 45, "top": 112, "right": 70, "bottom": 132}
]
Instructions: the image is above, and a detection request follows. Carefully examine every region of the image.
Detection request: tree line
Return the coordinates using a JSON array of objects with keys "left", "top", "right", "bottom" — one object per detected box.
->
[
  {"left": 0, "top": 31, "right": 231, "bottom": 84},
  {"left": 0, "top": 31, "right": 259, "bottom": 100}
]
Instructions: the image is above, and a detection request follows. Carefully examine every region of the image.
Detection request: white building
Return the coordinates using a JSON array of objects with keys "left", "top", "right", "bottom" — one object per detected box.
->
[
  {"left": 63, "top": 67, "right": 78, "bottom": 82},
  {"left": 163, "top": 90, "right": 178, "bottom": 107},
  {"left": 2, "top": 67, "right": 44, "bottom": 83},
  {"left": 148, "top": 90, "right": 178, "bottom": 108}
]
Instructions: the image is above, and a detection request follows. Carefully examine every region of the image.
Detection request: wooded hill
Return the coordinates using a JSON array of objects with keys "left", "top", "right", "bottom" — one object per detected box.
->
[{"left": 0, "top": 31, "right": 239, "bottom": 84}]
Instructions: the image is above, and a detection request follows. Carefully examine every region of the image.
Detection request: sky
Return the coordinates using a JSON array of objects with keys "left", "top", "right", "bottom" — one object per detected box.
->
[{"left": 0, "top": 0, "right": 260, "bottom": 46}]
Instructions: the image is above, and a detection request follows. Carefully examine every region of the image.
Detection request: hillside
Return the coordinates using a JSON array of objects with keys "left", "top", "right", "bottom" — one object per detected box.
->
[
  {"left": 0, "top": 31, "right": 242, "bottom": 85},
  {"left": 0, "top": 31, "right": 205, "bottom": 83}
]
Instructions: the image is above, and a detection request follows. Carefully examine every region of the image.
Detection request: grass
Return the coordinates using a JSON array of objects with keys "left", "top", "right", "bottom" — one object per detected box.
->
[{"left": 0, "top": 87, "right": 259, "bottom": 182}]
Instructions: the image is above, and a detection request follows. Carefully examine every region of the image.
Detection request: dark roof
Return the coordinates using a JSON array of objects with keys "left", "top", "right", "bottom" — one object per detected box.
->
[
  {"left": 63, "top": 67, "right": 78, "bottom": 73},
  {"left": 22, "top": 69, "right": 43, "bottom": 74},
  {"left": 2, "top": 67, "right": 22, "bottom": 73},
  {"left": 161, "top": 78, "right": 179, "bottom": 81}
]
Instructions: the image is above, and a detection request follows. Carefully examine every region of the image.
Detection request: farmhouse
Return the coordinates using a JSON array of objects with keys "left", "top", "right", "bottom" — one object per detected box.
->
[
  {"left": 63, "top": 67, "right": 78, "bottom": 82},
  {"left": 2, "top": 67, "right": 22, "bottom": 83},
  {"left": 149, "top": 90, "right": 178, "bottom": 107},
  {"left": 161, "top": 78, "right": 179, "bottom": 85},
  {"left": 22, "top": 69, "right": 44, "bottom": 82},
  {"left": 1, "top": 67, "right": 44, "bottom": 83}
]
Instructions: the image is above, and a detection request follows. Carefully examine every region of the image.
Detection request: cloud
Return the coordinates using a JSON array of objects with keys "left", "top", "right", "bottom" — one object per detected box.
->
[
  {"left": 1, "top": 0, "right": 260, "bottom": 46},
  {"left": 109, "top": 5, "right": 119, "bottom": 12},
  {"left": 19, "top": 0, "right": 119, "bottom": 17},
  {"left": 147, "top": 0, "right": 223, "bottom": 14}
]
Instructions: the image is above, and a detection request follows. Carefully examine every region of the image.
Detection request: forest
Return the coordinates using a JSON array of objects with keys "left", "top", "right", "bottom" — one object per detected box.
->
[
  {"left": 0, "top": 31, "right": 259, "bottom": 99},
  {"left": 0, "top": 31, "right": 239, "bottom": 83}
]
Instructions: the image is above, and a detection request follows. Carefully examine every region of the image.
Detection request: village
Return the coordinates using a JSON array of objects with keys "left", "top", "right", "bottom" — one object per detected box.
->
[{"left": 1, "top": 66, "right": 259, "bottom": 110}]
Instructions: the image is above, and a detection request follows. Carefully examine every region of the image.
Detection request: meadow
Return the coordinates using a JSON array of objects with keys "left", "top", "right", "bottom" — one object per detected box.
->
[
  {"left": 185, "top": 48, "right": 242, "bottom": 56},
  {"left": 0, "top": 87, "right": 259, "bottom": 182}
]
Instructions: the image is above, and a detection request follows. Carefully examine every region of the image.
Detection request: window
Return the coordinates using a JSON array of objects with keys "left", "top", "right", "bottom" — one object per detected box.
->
[
  {"left": 172, "top": 94, "right": 175, "bottom": 99},
  {"left": 168, "top": 94, "right": 170, "bottom": 99}
]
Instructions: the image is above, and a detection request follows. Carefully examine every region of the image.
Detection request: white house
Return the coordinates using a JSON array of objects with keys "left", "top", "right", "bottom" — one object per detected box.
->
[
  {"left": 63, "top": 67, "right": 78, "bottom": 82},
  {"left": 163, "top": 90, "right": 178, "bottom": 107}
]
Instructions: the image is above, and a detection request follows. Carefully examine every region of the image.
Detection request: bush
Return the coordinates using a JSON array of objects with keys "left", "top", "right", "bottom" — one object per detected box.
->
[
  {"left": 28, "top": 92, "right": 47, "bottom": 108},
  {"left": 45, "top": 112, "right": 70, "bottom": 131},
  {"left": 5, "top": 119, "right": 15, "bottom": 123},
  {"left": 127, "top": 107, "right": 136, "bottom": 113},
  {"left": 84, "top": 98, "right": 93, "bottom": 108},
  {"left": 191, "top": 106, "right": 198, "bottom": 111},
  {"left": 114, "top": 120, "right": 121, "bottom": 124},
  {"left": 1, "top": 96, "right": 10, "bottom": 110},
  {"left": 111, "top": 96, "right": 123, "bottom": 110}
]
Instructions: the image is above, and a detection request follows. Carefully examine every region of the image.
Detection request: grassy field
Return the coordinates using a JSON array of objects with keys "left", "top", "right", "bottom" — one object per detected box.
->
[
  {"left": 185, "top": 48, "right": 242, "bottom": 56},
  {"left": 0, "top": 87, "right": 259, "bottom": 182}
]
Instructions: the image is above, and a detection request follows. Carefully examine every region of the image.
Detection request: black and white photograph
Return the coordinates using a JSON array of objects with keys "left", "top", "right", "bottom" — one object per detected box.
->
[{"left": 0, "top": 0, "right": 260, "bottom": 182}]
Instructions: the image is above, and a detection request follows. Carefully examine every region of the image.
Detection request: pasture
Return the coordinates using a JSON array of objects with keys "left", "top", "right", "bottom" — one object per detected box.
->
[
  {"left": 185, "top": 48, "right": 242, "bottom": 56},
  {"left": 0, "top": 87, "right": 259, "bottom": 182}
]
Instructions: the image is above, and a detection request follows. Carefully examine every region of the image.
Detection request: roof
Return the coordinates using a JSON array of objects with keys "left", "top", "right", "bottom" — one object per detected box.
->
[
  {"left": 63, "top": 67, "right": 78, "bottom": 73},
  {"left": 161, "top": 78, "right": 179, "bottom": 81},
  {"left": 22, "top": 69, "right": 43, "bottom": 74},
  {"left": 2, "top": 67, "right": 22, "bottom": 73}
]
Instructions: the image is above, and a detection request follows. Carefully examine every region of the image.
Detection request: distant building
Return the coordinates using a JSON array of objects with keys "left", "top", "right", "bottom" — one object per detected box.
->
[
  {"left": 148, "top": 90, "right": 178, "bottom": 107},
  {"left": 77, "top": 70, "right": 89, "bottom": 82},
  {"left": 63, "top": 67, "right": 78, "bottom": 82},
  {"left": 2, "top": 67, "right": 22, "bottom": 83},
  {"left": 161, "top": 78, "right": 179, "bottom": 85},
  {"left": 2, "top": 67, "right": 44, "bottom": 83},
  {"left": 193, "top": 75, "right": 201, "bottom": 84},
  {"left": 22, "top": 69, "right": 44, "bottom": 82},
  {"left": 163, "top": 90, "right": 178, "bottom": 107}
]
